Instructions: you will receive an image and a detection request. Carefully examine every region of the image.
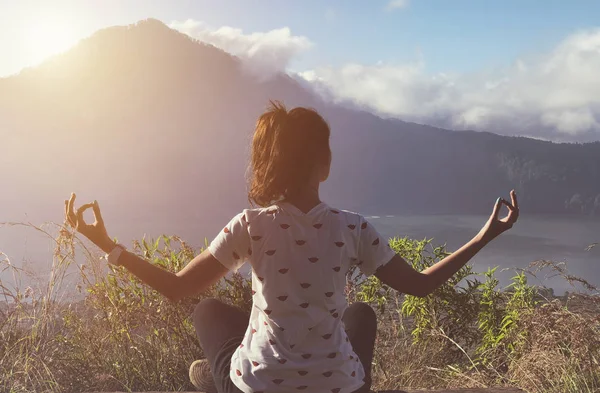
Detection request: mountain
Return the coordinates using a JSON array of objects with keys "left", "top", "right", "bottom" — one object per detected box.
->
[{"left": 1, "top": 18, "right": 600, "bottom": 247}]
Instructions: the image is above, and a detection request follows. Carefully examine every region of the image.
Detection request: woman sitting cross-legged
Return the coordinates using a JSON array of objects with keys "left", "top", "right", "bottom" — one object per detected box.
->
[{"left": 64, "top": 101, "right": 519, "bottom": 393}]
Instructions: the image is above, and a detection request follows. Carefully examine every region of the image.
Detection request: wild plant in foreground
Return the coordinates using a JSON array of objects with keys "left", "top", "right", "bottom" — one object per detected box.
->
[{"left": 1, "top": 221, "right": 598, "bottom": 393}]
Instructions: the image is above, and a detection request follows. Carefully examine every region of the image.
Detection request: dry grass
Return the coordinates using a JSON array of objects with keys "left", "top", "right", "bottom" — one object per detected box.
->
[
  {"left": 1, "top": 221, "right": 207, "bottom": 392},
  {"left": 1, "top": 221, "right": 599, "bottom": 393},
  {"left": 369, "top": 259, "right": 600, "bottom": 393}
]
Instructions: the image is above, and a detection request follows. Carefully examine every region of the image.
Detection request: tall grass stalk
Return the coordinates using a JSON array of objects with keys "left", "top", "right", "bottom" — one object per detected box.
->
[{"left": 0, "top": 222, "right": 598, "bottom": 393}]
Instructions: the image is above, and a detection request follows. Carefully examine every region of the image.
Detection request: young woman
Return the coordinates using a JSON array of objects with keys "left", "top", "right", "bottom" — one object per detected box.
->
[{"left": 64, "top": 101, "right": 519, "bottom": 393}]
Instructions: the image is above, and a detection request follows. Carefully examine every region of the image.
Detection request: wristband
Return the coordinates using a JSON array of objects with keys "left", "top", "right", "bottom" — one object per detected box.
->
[{"left": 106, "top": 244, "right": 127, "bottom": 266}]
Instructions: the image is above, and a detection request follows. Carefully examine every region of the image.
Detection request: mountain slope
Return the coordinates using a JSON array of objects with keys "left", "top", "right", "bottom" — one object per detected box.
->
[{"left": 1, "top": 18, "right": 599, "bottom": 244}]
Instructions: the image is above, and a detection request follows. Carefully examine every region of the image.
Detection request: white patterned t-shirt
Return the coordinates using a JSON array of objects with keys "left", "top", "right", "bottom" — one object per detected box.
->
[{"left": 208, "top": 201, "right": 396, "bottom": 393}]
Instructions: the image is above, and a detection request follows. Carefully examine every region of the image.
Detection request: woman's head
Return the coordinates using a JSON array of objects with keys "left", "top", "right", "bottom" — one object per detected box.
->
[{"left": 248, "top": 101, "right": 331, "bottom": 207}]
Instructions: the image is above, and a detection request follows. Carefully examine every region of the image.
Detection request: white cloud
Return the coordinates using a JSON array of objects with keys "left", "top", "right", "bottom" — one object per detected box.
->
[
  {"left": 169, "top": 19, "right": 313, "bottom": 79},
  {"left": 168, "top": 19, "right": 600, "bottom": 141},
  {"left": 387, "top": 0, "right": 410, "bottom": 10},
  {"left": 298, "top": 29, "right": 600, "bottom": 141}
]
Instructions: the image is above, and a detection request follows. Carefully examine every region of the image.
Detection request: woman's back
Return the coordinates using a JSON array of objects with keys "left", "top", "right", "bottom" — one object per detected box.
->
[{"left": 209, "top": 201, "right": 395, "bottom": 392}]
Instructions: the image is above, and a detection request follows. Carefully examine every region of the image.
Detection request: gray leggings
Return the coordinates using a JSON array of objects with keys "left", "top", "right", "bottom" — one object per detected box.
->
[{"left": 193, "top": 298, "right": 377, "bottom": 393}]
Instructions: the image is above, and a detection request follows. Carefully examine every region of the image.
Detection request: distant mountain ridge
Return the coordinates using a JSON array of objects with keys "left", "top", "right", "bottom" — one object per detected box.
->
[{"left": 1, "top": 18, "right": 599, "bottom": 241}]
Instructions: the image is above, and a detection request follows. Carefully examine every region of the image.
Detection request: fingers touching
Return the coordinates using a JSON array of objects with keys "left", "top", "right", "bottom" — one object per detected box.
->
[
  {"left": 491, "top": 197, "right": 503, "bottom": 220},
  {"left": 92, "top": 200, "right": 104, "bottom": 226},
  {"left": 65, "top": 193, "right": 100, "bottom": 229},
  {"left": 76, "top": 203, "right": 94, "bottom": 228},
  {"left": 499, "top": 190, "right": 519, "bottom": 224}
]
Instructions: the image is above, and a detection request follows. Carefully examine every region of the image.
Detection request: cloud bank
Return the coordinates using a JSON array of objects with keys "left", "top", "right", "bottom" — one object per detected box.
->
[
  {"left": 171, "top": 19, "right": 600, "bottom": 142},
  {"left": 170, "top": 19, "right": 313, "bottom": 79},
  {"left": 300, "top": 29, "right": 600, "bottom": 142}
]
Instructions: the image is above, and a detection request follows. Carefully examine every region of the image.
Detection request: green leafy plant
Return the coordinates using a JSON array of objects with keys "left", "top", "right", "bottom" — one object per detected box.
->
[
  {"left": 499, "top": 271, "right": 539, "bottom": 353},
  {"left": 474, "top": 268, "right": 539, "bottom": 369},
  {"left": 475, "top": 266, "right": 506, "bottom": 365},
  {"left": 2, "top": 222, "right": 598, "bottom": 393},
  {"left": 395, "top": 237, "right": 482, "bottom": 353}
]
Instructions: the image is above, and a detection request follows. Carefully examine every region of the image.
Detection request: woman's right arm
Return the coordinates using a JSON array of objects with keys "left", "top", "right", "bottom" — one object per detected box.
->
[
  {"left": 65, "top": 193, "right": 228, "bottom": 302},
  {"left": 375, "top": 190, "right": 519, "bottom": 297},
  {"left": 111, "top": 248, "right": 228, "bottom": 302}
]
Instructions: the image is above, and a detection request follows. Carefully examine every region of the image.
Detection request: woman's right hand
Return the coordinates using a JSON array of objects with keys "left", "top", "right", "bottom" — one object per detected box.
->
[
  {"left": 65, "top": 193, "right": 116, "bottom": 253},
  {"left": 477, "top": 190, "right": 519, "bottom": 243}
]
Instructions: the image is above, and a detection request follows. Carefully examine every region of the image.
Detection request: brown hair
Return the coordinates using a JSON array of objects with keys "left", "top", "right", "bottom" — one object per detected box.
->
[{"left": 248, "top": 100, "right": 331, "bottom": 207}]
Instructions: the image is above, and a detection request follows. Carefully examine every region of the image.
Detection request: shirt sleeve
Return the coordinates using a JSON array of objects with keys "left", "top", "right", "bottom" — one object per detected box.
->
[
  {"left": 208, "top": 211, "right": 250, "bottom": 271},
  {"left": 356, "top": 216, "right": 396, "bottom": 276}
]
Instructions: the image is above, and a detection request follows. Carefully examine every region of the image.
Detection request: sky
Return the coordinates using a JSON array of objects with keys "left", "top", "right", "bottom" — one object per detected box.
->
[{"left": 1, "top": 0, "right": 600, "bottom": 141}]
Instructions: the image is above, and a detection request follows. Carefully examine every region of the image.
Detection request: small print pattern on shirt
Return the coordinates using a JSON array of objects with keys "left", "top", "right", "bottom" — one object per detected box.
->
[{"left": 208, "top": 202, "right": 396, "bottom": 393}]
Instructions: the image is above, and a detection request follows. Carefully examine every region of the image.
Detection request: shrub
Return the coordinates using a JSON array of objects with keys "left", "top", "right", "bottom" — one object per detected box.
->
[{"left": 1, "top": 222, "right": 598, "bottom": 393}]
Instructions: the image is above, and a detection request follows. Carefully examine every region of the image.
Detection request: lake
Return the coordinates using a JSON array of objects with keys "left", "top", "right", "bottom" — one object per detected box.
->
[
  {"left": 368, "top": 214, "right": 600, "bottom": 296},
  {"left": 1, "top": 213, "right": 599, "bottom": 298}
]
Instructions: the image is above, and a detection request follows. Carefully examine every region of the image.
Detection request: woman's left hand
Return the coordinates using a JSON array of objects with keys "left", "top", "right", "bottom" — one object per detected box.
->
[
  {"left": 477, "top": 189, "right": 519, "bottom": 243},
  {"left": 65, "top": 193, "right": 116, "bottom": 253}
]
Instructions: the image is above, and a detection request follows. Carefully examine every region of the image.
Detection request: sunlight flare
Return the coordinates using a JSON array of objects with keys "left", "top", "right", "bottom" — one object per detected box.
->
[{"left": 23, "top": 13, "right": 79, "bottom": 64}]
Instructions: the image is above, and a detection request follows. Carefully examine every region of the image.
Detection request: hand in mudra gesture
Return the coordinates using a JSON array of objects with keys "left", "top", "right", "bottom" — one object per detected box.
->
[
  {"left": 478, "top": 189, "right": 519, "bottom": 243},
  {"left": 65, "top": 193, "right": 115, "bottom": 253}
]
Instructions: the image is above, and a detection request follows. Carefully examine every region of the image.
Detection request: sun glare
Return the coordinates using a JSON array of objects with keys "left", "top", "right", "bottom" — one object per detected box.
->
[{"left": 24, "top": 13, "right": 79, "bottom": 65}]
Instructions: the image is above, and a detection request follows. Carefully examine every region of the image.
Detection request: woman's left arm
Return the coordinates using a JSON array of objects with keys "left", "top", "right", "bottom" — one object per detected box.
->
[{"left": 65, "top": 193, "right": 228, "bottom": 302}]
